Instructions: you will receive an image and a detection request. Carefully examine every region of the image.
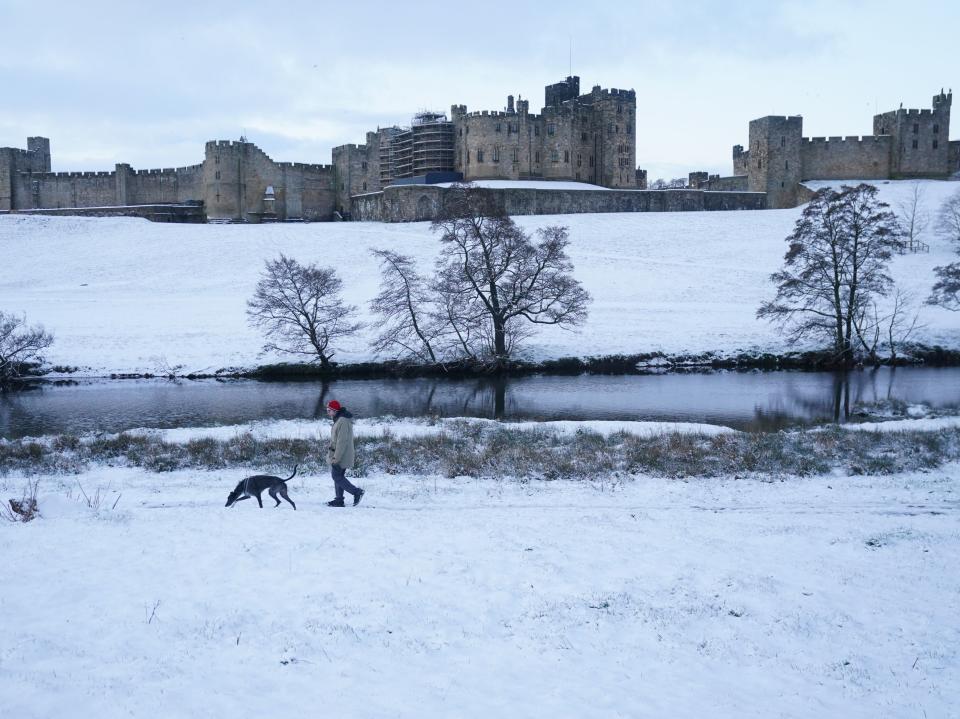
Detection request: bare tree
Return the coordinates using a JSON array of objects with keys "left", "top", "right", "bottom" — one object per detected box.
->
[
  {"left": 0, "top": 312, "right": 54, "bottom": 381},
  {"left": 246, "top": 254, "right": 360, "bottom": 368},
  {"left": 757, "top": 183, "right": 901, "bottom": 366},
  {"left": 854, "top": 289, "right": 925, "bottom": 363},
  {"left": 431, "top": 185, "right": 591, "bottom": 364},
  {"left": 649, "top": 178, "right": 668, "bottom": 190},
  {"left": 928, "top": 189, "right": 960, "bottom": 311},
  {"left": 897, "top": 182, "right": 929, "bottom": 252},
  {"left": 368, "top": 249, "right": 441, "bottom": 363},
  {"left": 667, "top": 178, "right": 686, "bottom": 189}
]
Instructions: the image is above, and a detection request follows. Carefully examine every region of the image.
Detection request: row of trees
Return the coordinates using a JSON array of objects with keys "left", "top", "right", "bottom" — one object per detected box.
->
[
  {"left": 247, "top": 185, "right": 592, "bottom": 369},
  {"left": 757, "top": 183, "right": 960, "bottom": 366}
]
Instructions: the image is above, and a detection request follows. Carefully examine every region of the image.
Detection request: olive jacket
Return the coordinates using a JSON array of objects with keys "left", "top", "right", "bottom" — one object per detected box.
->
[{"left": 328, "top": 409, "right": 356, "bottom": 469}]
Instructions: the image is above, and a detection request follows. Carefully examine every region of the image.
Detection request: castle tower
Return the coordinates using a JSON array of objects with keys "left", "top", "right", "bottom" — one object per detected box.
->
[
  {"left": 873, "top": 90, "right": 952, "bottom": 177},
  {"left": 27, "top": 137, "right": 51, "bottom": 172},
  {"left": 203, "top": 140, "right": 247, "bottom": 221},
  {"left": 747, "top": 116, "right": 803, "bottom": 208}
]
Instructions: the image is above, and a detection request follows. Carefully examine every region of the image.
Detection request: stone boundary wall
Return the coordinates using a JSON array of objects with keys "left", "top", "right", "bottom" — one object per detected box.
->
[
  {"left": 950, "top": 141, "right": 960, "bottom": 175},
  {"left": 351, "top": 185, "right": 767, "bottom": 222},
  {"left": 11, "top": 203, "right": 206, "bottom": 223}
]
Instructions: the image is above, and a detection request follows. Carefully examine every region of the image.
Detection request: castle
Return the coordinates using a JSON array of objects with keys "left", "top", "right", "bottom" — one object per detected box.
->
[
  {"left": 690, "top": 90, "right": 959, "bottom": 208},
  {"left": 0, "top": 137, "right": 336, "bottom": 222},
  {"left": 2, "top": 80, "right": 957, "bottom": 222},
  {"left": 332, "top": 75, "right": 638, "bottom": 216}
]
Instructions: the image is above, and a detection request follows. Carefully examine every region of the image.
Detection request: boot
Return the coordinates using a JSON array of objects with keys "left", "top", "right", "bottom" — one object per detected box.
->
[
  {"left": 353, "top": 489, "right": 365, "bottom": 507},
  {"left": 326, "top": 497, "right": 345, "bottom": 507}
]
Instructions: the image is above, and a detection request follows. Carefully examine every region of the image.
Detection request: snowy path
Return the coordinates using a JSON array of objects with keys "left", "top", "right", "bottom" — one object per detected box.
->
[{"left": 2, "top": 466, "right": 958, "bottom": 718}]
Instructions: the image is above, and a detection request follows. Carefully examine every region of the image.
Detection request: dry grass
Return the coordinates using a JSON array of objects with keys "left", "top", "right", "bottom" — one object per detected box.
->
[{"left": 1, "top": 423, "right": 958, "bottom": 481}]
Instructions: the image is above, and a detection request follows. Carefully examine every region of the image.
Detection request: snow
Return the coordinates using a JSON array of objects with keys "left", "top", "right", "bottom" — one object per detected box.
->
[
  {"left": 433, "top": 179, "right": 613, "bottom": 190},
  {"left": 841, "top": 415, "right": 960, "bottom": 433},
  {"left": 0, "top": 179, "right": 957, "bottom": 376},
  {"left": 122, "top": 417, "right": 738, "bottom": 445},
  {"left": 1, "top": 431, "right": 957, "bottom": 718}
]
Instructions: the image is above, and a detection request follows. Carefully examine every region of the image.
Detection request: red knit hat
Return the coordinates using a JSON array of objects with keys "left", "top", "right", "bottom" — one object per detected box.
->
[{"left": 326, "top": 400, "right": 342, "bottom": 411}]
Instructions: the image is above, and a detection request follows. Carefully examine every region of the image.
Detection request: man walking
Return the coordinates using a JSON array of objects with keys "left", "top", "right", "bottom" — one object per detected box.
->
[{"left": 325, "top": 399, "right": 364, "bottom": 507}]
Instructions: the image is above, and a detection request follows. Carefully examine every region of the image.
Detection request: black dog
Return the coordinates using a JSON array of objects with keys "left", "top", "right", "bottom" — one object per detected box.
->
[{"left": 225, "top": 466, "right": 298, "bottom": 510}]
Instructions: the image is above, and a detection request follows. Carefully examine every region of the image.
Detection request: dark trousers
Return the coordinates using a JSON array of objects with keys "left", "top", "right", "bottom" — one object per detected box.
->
[{"left": 331, "top": 463, "right": 360, "bottom": 500}]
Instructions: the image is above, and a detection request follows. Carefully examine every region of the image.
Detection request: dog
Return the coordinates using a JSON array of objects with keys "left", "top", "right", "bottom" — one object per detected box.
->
[{"left": 225, "top": 466, "right": 298, "bottom": 510}]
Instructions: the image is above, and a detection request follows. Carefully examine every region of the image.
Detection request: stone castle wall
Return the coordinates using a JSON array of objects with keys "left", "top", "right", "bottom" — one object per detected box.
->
[
  {"left": 1, "top": 137, "right": 337, "bottom": 222},
  {"left": 800, "top": 136, "right": 892, "bottom": 180},
  {"left": 738, "top": 90, "right": 954, "bottom": 208},
  {"left": 352, "top": 184, "right": 765, "bottom": 223}
]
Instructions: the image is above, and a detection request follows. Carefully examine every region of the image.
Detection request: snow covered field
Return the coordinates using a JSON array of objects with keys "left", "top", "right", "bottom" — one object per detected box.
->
[
  {"left": 2, "top": 424, "right": 958, "bottom": 718},
  {"left": 1, "top": 180, "right": 957, "bottom": 376}
]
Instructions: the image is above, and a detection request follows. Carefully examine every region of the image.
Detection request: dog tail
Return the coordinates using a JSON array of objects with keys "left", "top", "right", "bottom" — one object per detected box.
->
[{"left": 282, "top": 465, "right": 299, "bottom": 482}]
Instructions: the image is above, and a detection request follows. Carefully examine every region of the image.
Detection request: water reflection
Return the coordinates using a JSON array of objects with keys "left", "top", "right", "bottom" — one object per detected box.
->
[{"left": 4, "top": 367, "right": 960, "bottom": 439}]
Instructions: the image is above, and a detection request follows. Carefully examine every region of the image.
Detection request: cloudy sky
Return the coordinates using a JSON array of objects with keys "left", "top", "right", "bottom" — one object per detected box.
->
[{"left": 1, "top": 0, "right": 955, "bottom": 180}]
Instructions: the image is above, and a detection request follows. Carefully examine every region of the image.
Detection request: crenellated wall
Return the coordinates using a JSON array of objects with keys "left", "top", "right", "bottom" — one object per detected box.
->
[
  {"left": 735, "top": 90, "right": 954, "bottom": 208},
  {"left": 800, "top": 136, "right": 892, "bottom": 180},
  {"left": 1, "top": 136, "right": 336, "bottom": 222}
]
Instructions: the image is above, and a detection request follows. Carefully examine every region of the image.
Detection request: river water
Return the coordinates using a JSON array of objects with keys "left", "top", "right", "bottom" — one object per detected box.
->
[{"left": 4, "top": 367, "right": 960, "bottom": 439}]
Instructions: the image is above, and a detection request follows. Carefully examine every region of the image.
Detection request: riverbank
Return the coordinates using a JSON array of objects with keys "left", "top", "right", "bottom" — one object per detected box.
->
[
  {"left": 2, "top": 179, "right": 957, "bottom": 378},
  {"left": 2, "top": 427, "right": 957, "bottom": 717}
]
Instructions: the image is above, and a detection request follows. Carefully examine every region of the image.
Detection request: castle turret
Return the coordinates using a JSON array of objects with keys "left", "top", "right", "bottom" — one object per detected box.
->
[
  {"left": 27, "top": 137, "right": 51, "bottom": 172},
  {"left": 747, "top": 115, "right": 803, "bottom": 208}
]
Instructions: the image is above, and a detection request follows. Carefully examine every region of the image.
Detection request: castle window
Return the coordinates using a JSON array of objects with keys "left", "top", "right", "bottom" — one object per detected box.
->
[
  {"left": 361, "top": 161, "right": 367, "bottom": 170},
  {"left": 758, "top": 159, "right": 762, "bottom": 169},
  {"left": 492, "top": 147, "right": 500, "bottom": 163},
  {"left": 495, "top": 123, "right": 501, "bottom": 133},
  {"left": 215, "top": 155, "right": 220, "bottom": 165},
  {"left": 933, "top": 124, "right": 940, "bottom": 134},
  {"left": 577, "top": 153, "right": 582, "bottom": 167},
  {"left": 459, "top": 128, "right": 463, "bottom": 137},
  {"left": 215, "top": 170, "right": 221, "bottom": 180},
  {"left": 626, "top": 124, "right": 632, "bottom": 134},
  {"left": 535, "top": 126, "right": 540, "bottom": 136},
  {"left": 781, "top": 136, "right": 785, "bottom": 147},
  {"left": 362, "top": 181, "right": 367, "bottom": 191},
  {"left": 551, "top": 150, "right": 559, "bottom": 163},
  {"left": 547, "top": 124, "right": 556, "bottom": 136},
  {"left": 512, "top": 148, "right": 519, "bottom": 162},
  {"left": 913, "top": 123, "right": 919, "bottom": 134},
  {"left": 535, "top": 151, "right": 540, "bottom": 164},
  {"left": 589, "top": 155, "right": 595, "bottom": 167},
  {"left": 564, "top": 150, "right": 570, "bottom": 163},
  {"left": 477, "top": 149, "right": 484, "bottom": 163},
  {"left": 466, "top": 151, "right": 470, "bottom": 165},
  {"left": 581, "top": 132, "right": 588, "bottom": 142},
  {"left": 617, "top": 104, "right": 623, "bottom": 113},
  {"left": 933, "top": 140, "right": 939, "bottom": 149},
  {"left": 912, "top": 139, "right": 919, "bottom": 149},
  {"left": 785, "top": 160, "right": 789, "bottom": 170}
]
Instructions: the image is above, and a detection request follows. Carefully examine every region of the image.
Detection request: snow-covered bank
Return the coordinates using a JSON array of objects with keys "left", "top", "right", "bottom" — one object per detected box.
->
[
  {"left": 1, "top": 180, "right": 957, "bottom": 376},
  {"left": 2, "top": 463, "right": 957, "bottom": 718}
]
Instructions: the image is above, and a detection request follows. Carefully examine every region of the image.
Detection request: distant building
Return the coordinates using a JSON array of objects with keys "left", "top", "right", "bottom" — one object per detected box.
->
[
  {"left": 333, "top": 76, "right": 638, "bottom": 216},
  {"left": 732, "top": 90, "right": 957, "bottom": 208},
  {"left": 0, "top": 137, "right": 336, "bottom": 222}
]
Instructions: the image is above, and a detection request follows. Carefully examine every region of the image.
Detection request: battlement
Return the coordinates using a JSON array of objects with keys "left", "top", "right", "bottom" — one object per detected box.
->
[
  {"left": 276, "top": 162, "right": 333, "bottom": 171},
  {"left": 28, "top": 170, "right": 117, "bottom": 179},
  {"left": 803, "top": 135, "right": 886, "bottom": 145},
  {"left": 599, "top": 88, "right": 636, "bottom": 99}
]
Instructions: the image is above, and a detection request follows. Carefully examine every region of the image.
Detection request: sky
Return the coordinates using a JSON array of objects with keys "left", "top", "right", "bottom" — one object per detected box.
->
[{"left": 1, "top": 0, "right": 956, "bottom": 181}]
